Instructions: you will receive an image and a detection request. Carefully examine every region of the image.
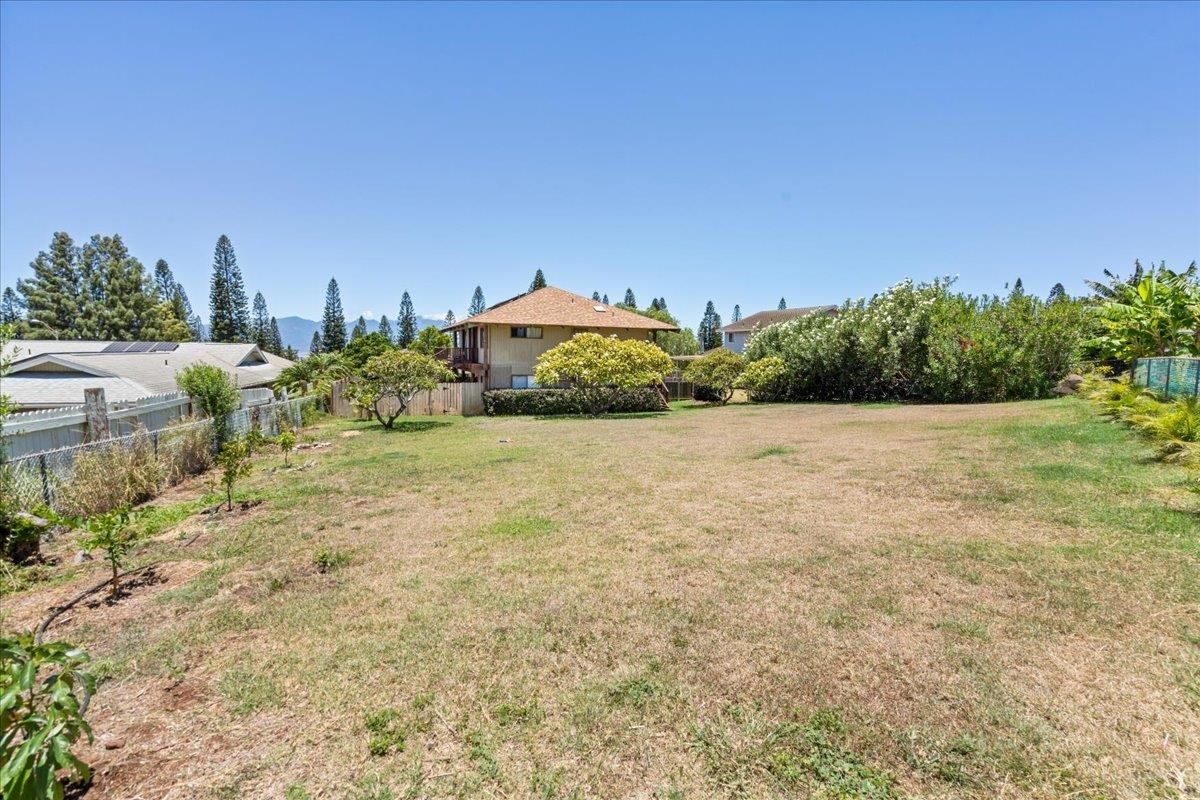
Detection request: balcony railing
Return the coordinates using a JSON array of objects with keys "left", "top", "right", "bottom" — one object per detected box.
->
[{"left": 435, "top": 346, "right": 480, "bottom": 365}]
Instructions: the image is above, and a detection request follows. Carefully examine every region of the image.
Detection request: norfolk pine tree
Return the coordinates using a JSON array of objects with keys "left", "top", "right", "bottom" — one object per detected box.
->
[{"left": 322, "top": 278, "right": 347, "bottom": 351}]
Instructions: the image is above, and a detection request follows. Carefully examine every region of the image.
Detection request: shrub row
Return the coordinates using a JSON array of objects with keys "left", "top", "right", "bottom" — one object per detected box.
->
[
  {"left": 745, "top": 278, "right": 1090, "bottom": 403},
  {"left": 483, "top": 388, "right": 666, "bottom": 416}
]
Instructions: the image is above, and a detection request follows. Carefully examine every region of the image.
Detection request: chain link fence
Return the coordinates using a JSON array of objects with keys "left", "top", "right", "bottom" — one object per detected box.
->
[
  {"left": 3, "top": 395, "right": 322, "bottom": 515},
  {"left": 1132, "top": 357, "right": 1200, "bottom": 400}
]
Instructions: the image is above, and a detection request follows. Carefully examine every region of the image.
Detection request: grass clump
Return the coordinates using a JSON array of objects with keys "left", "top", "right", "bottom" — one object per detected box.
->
[
  {"left": 484, "top": 513, "right": 558, "bottom": 540},
  {"left": 693, "top": 708, "right": 898, "bottom": 799},
  {"left": 751, "top": 445, "right": 793, "bottom": 459},
  {"left": 364, "top": 708, "right": 406, "bottom": 756},
  {"left": 313, "top": 546, "right": 350, "bottom": 574},
  {"left": 218, "top": 666, "right": 280, "bottom": 715}
]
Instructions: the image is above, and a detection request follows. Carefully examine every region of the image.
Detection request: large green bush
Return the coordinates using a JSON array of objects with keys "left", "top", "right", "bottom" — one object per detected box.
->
[
  {"left": 483, "top": 388, "right": 666, "bottom": 416},
  {"left": 744, "top": 278, "right": 1089, "bottom": 403}
]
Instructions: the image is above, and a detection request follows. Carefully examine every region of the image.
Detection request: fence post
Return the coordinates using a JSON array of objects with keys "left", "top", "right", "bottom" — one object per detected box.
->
[
  {"left": 152, "top": 430, "right": 159, "bottom": 457},
  {"left": 38, "top": 454, "right": 51, "bottom": 506},
  {"left": 84, "top": 388, "right": 110, "bottom": 441}
]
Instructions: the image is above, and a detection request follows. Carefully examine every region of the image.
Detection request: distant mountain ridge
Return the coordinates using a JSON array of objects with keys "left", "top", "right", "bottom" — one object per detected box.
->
[{"left": 276, "top": 315, "right": 445, "bottom": 354}]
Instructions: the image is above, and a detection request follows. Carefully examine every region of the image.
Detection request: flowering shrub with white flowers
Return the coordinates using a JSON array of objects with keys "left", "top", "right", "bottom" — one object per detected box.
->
[{"left": 743, "top": 278, "right": 1089, "bottom": 403}]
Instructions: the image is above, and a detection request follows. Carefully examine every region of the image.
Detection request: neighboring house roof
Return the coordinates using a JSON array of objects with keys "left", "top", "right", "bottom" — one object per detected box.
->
[
  {"left": 443, "top": 286, "right": 679, "bottom": 332},
  {"left": 719, "top": 306, "right": 838, "bottom": 333},
  {"left": 2, "top": 340, "right": 292, "bottom": 409}
]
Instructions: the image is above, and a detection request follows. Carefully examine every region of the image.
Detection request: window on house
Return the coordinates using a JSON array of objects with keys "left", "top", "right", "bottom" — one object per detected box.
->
[
  {"left": 727, "top": 332, "right": 734, "bottom": 342},
  {"left": 510, "top": 326, "right": 543, "bottom": 339},
  {"left": 511, "top": 375, "right": 539, "bottom": 389}
]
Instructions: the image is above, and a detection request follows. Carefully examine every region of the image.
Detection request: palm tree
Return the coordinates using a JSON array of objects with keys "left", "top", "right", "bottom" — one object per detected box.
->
[{"left": 276, "top": 352, "right": 350, "bottom": 397}]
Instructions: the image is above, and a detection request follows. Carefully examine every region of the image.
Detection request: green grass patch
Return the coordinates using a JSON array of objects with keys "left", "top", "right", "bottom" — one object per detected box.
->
[
  {"left": 751, "top": 445, "right": 794, "bottom": 459},
  {"left": 484, "top": 513, "right": 559, "bottom": 540},
  {"left": 218, "top": 665, "right": 281, "bottom": 715}
]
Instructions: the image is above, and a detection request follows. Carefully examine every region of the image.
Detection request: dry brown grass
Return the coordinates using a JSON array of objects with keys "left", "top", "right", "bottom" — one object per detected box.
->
[{"left": 2, "top": 399, "right": 1197, "bottom": 799}]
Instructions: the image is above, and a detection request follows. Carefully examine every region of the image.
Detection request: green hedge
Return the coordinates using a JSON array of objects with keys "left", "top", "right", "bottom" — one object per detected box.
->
[{"left": 483, "top": 388, "right": 666, "bottom": 416}]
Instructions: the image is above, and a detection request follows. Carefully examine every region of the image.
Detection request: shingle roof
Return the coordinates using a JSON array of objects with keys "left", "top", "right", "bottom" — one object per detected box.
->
[
  {"left": 443, "top": 286, "right": 679, "bottom": 332},
  {"left": 719, "top": 305, "right": 838, "bottom": 333},
  {"left": 4, "top": 340, "right": 293, "bottom": 408}
]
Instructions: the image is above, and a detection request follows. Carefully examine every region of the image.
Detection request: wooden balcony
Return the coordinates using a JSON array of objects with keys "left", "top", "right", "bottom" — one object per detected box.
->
[{"left": 436, "top": 346, "right": 480, "bottom": 366}]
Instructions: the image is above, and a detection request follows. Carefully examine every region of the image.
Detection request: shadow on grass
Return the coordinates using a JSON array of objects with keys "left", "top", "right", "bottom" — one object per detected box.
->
[
  {"left": 378, "top": 419, "right": 453, "bottom": 433},
  {"left": 530, "top": 410, "right": 670, "bottom": 421}
]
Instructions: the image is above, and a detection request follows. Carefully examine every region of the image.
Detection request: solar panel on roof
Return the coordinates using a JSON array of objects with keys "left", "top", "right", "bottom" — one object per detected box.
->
[
  {"left": 151, "top": 342, "right": 179, "bottom": 352},
  {"left": 101, "top": 342, "right": 132, "bottom": 353},
  {"left": 125, "top": 342, "right": 154, "bottom": 353}
]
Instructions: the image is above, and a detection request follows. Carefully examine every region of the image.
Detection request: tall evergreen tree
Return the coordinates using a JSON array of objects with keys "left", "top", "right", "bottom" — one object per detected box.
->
[
  {"left": 188, "top": 314, "right": 205, "bottom": 341},
  {"left": 268, "top": 316, "right": 283, "bottom": 354},
  {"left": 251, "top": 292, "right": 271, "bottom": 349},
  {"left": 309, "top": 330, "right": 323, "bottom": 355},
  {"left": 1047, "top": 283, "right": 1067, "bottom": 303},
  {"left": 731, "top": 304, "right": 742, "bottom": 322},
  {"left": 778, "top": 298, "right": 787, "bottom": 310},
  {"left": 17, "top": 231, "right": 81, "bottom": 337},
  {"left": 1, "top": 287, "right": 23, "bottom": 325},
  {"left": 209, "top": 235, "right": 250, "bottom": 342},
  {"left": 623, "top": 288, "right": 637, "bottom": 307},
  {"left": 75, "top": 234, "right": 187, "bottom": 341},
  {"left": 657, "top": 297, "right": 668, "bottom": 311},
  {"left": 153, "top": 259, "right": 176, "bottom": 300},
  {"left": 444, "top": 310, "right": 456, "bottom": 326},
  {"left": 377, "top": 314, "right": 393, "bottom": 342},
  {"left": 602, "top": 293, "right": 609, "bottom": 305},
  {"left": 469, "top": 286, "right": 486, "bottom": 316},
  {"left": 351, "top": 315, "right": 368, "bottom": 340},
  {"left": 698, "top": 301, "right": 724, "bottom": 351},
  {"left": 321, "top": 278, "right": 347, "bottom": 351},
  {"left": 592, "top": 291, "right": 601, "bottom": 302},
  {"left": 397, "top": 291, "right": 417, "bottom": 347},
  {"left": 1011, "top": 277, "right": 1025, "bottom": 297},
  {"left": 530, "top": 269, "right": 547, "bottom": 291}
]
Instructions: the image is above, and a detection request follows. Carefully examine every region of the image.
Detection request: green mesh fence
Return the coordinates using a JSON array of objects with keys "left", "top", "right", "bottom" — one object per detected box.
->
[{"left": 1132, "top": 357, "right": 1200, "bottom": 399}]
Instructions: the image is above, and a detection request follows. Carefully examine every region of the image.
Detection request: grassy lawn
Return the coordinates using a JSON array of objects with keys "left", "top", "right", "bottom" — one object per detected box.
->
[{"left": 3, "top": 399, "right": 1198, "bottom": 799}]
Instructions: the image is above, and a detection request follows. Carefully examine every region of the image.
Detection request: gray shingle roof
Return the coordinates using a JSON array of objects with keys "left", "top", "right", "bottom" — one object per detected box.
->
[{"left": 3, "top": 340, "right": 293, "bottom": 408}]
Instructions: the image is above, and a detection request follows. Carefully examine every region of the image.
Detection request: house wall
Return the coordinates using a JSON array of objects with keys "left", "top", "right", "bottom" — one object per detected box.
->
[
  {"left": 723, "top": 331, "right": 749, "bottom": 354},
  {"left": 483, "top": 324, "right": 656, "bottom": 389}
]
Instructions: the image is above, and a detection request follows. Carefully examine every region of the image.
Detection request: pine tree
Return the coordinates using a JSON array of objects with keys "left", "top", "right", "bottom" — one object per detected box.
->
[
  {"left": 602, "top": 294, "right": 609, "bottom": 305},
  {"left": 269, "top": 316, "right": 283, "bottom": 354},
  {"left": 321, "top": 278, "right": 347, "bottom": 351},
  {"left": 188, "top": 314, "right": 205, "bottom": 341},
  {"left": 731, "top": 304, "right": 742, "bottom": 323},
  {"left": 251, "top": 292, "right": 271, "bottom": 349},
  {"left": 649, "top": 298, "right": 661, "bottom": 311},
  {"left": 351, "top": 315, "right": 368, "bottom": 340},
  {"left": 153, "top": 259, "right": 176, "bottom": 300},
  {"left": 76, "top": 234, "right": 185, "bottom": 341},
  {"left": 1047, "top": 283, "right": 1067, "bottom": 303},
  {"left": 1, "top": 287, "right": 23, "bottom": 325},
  {"left": 283, "top": 345, "right": 298, "bottom": 361},
  {"left": 169, "top": 287, "right": 191, "bottom": 336},
  {"left": 778, "top": 298, "right": 787, "bottom": 310},
  {"left": 18, "top": 231, "right": 81, "bottom": 337},
  {"left": 377, "top": 314, "right": 393, "bottom": 342},
  {"left": 591, "top": 291, "right": 601, "bottom": 302},
  {"left": 309, "top": 330, "right": 322, "bottom": 355},
  {"left": 530, "top": 269, "right": 547, "bottom": 291},
  {"left": 469, "top": 286, "right": 486, "bottom": 316},
  {"left": 623, "top": 288, "right": 637, "bottom": 307},
  {"left": 209, "top": 235, "right": 250, "bottom": 342},
  {"left": 698, "top": 301, "right": 723, "bottom": 351},
  {"left": 1011, "top": 277, "right": 1025, "bottom": 297},
  {"left": 444, "top": 310, "right": 456, "bottom": 326},
  {"left": 657, "top": 297, "right": 667, "bottom": 311},
  {"left": 397, "top": 291, "right": 417, "bottom": 347}
]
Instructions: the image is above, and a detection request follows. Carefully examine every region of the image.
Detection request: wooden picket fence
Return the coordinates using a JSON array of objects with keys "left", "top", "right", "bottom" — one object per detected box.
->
[{"left": 329, "top": 380, "right": 484, "bottom": 418}]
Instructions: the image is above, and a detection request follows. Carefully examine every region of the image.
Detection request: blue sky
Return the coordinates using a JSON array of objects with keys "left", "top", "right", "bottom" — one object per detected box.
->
[{"left": 1, "top": 1, "right": 1197, "bottom": 329}]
